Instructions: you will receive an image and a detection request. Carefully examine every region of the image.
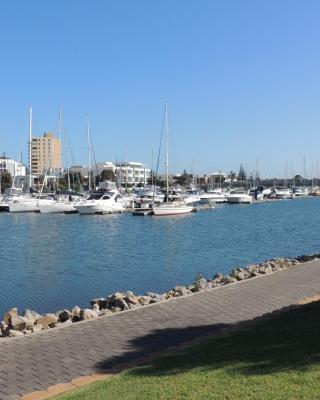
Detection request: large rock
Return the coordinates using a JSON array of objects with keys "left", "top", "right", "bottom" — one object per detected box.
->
[
  {"left": 90, "top": 298, "right": 107, "bottom": 309},
  {"left": 124, "top": 294, "right": 139, "bottom": 305},
  {"left": 222, "top": 276, "right": 237, "bottom": 284},
  {"left": 0, "top": 321, "right": 10, "bottom": 337},
  {"left": 3, "top": 308, "right": 17, "bottom": 325},
  {"left": 174, "top": 286, "right": 188, "bottom": 296},
  {"left": 72, "top": 305, "right": 81, "bottom": 317},
  {"left": 31, "top": 325, "right": 43, "bottom": 333},
  {"left": 114, "top": 298, "right": 129, "bottom": 310},
  {"left": 58, "top": 310, "right": 72, "bottom": 323},
  {"left": 195, "top": 278, "right": 212, "bottom": 291},
  {"left": 138, "top": 296, "right": 152, "bottom": 306},
  {"left": 36, "top": 315, "right": 57, "bottom": 330},
  {"left": 11, "top": 315, "right": 34, "bottom": 331},
  {"left": 80, "top": 309, "right": 98, "bottom": 321},
  {"left": 22, "top": 309, "right": 42, "bottom": 323},
  {"left": 8, "top": 329, "right": 24, "bottom": 337}
]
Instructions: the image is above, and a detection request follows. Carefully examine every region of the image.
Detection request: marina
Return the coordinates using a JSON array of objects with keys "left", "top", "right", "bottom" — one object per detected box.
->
[{"left": 0, "top": 196, "right": 320, "bottom": 316}]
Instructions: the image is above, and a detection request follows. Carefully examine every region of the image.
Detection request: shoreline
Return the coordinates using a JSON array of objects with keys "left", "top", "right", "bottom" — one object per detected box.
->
[{"left": 1, "top": 252, "right": 319, "bottom": 339}]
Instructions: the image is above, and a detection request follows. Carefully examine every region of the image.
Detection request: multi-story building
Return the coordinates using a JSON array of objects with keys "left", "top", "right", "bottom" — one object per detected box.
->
[
  {"left": 0, "top": 155, "right": 26, "bottom": 177},
  {"left": 69, "top": 161, "right": 151, "bottom": 188},
  {"left": 31, "top": 132, "right": 62, "bottom": 175},
  {"left": 116, "top": 161, "right": 151, "bottom": 187}
]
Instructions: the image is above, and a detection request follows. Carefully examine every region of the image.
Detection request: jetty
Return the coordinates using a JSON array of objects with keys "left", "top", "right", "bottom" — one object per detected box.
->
[{"left": 1, "top": 258, "right": 320, "bottom": 399}]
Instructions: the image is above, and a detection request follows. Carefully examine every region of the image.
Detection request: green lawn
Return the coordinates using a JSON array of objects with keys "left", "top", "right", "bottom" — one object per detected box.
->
[{"left": 56, "top": 300, "right": 320, "bottom": 400}]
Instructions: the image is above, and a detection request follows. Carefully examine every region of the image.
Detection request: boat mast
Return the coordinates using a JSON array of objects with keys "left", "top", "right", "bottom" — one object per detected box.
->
[
  {"left": 86, "top": 115, "right": 92, "bottom": 192},
  {"left": 57, "top": 105, "right": 62, "bottom": 191},
  {"left": 65, "top": 130, "right": 71, "bottom": 192},
  {"left": 28, "top": 106, "right": 32, "bottom": 191},
  {"left": 165, "top": 103, "right": 169, "bottom": 202}
]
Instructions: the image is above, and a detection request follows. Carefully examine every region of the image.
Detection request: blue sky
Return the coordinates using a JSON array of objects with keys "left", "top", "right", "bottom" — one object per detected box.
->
[{"left": 1, "top": 0, "right": 320, "bottom": 177}]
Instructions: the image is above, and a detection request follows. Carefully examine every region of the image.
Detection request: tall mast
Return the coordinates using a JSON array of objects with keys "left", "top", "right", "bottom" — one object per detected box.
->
[
  {"left": 57, "top": 105, "right": 62, "bottom": 191},
  {"left": 65, "top": 130, "right": 71, "bottom": 192},
  {"left": 86, "top": 115, "right": 91, "bottom": 192},
  {"left": 29, "top": 106, "right": 32, "bottom": 190},
  {"left": 165, "top": 102, "right": 169, "bottom": 201}
]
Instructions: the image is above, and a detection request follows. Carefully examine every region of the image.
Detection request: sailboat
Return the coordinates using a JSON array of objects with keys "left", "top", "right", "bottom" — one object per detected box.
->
[
  {"left": 152, "top": 103, "right": 193, "bottom": 216},
  {"left": 9, "top": 107, "right": 41, "bottom": 213}
]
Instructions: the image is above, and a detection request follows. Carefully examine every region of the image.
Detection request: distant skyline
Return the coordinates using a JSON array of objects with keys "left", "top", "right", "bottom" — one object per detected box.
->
[{"left": 1, "top": 1, "right": 320, "bottom": 177}]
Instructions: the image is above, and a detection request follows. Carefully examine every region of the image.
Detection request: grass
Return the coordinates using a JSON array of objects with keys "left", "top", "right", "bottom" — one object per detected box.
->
[{"left": 56, "top": 300, "right": 320, "bottom": 400}]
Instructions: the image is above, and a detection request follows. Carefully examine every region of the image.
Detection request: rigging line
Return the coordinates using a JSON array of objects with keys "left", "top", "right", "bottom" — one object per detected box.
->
[{"left": 153, "top": 105, "right": 166, "bottom": 196}]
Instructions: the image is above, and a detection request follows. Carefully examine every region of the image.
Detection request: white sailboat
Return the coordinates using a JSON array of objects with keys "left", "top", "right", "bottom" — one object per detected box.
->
[
  {"left": 152, "top": 103, "right": 193, "bottom": 216},
  {"left": 9, "top": 107, "right": 40, "bottom": 213}
]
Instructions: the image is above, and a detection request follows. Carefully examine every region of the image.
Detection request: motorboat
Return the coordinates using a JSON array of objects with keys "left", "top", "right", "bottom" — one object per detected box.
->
[
  {"left": 275, "top": 189, "right": 294, "bottom": 199},
  {"left": 227, "top": 190, "right": 252, "bottom": 204},
  {"left": 311, "top": 187, "right": 320, "bottom": 196},
  {"left": 38, "top": 194, "right": 81, "bottom": 214},
  {"left": 74, "top": 191, "right": 124, "bottom": 214},
  {"left": 199, "top": 190, "right": 227, "bottom": 203}
]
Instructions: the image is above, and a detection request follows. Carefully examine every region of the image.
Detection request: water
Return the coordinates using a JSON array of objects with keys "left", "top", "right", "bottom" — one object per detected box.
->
[{"left": 0, "top": 197, "right": 320, "bottom": 315}]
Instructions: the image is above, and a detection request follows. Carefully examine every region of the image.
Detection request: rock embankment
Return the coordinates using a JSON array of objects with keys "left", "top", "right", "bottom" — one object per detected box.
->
[{"left": 1, "top": 253, "right": 319, "bottom": 339}]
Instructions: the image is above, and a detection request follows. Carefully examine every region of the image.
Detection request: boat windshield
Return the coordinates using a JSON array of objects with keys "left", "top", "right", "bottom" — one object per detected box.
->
[{"left": 87, "top": 194, "right": 104, "bottom": 200}]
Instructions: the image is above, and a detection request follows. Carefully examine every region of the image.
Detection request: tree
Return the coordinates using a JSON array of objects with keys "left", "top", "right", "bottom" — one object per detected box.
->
[
  {"left": 100, "top": 169, "right": 115, "bottom": 182},
  {"left": 0, "top": 171, "right": 12, "bottom": 193},
  {"left": 238, "top": 164, "right": 247, "bottom": 182}
]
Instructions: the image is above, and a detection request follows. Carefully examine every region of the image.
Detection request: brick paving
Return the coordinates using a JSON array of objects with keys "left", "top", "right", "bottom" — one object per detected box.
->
[{"left": 1, "top": 260, "right": 320, "bottom": 399}]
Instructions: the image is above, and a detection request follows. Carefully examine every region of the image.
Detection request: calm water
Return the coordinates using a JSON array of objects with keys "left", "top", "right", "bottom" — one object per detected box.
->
[{"left": 1, "top": 197, "right": 320, "bottom": 315}]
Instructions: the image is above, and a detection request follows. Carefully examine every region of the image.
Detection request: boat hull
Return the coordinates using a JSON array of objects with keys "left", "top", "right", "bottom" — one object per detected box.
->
[
  {"left": 227, "top": 196, "right": 252, "bottom": 204},
  {"left": 38, "top": 202, "right": 78, "bottom": 214},
  {"left": 75, "top": 205, "right": 123, "bottom": 214},
  {"left": 9, "top": 200, "right": 39, "bottom": 213},
  {"left": 152, "top": 204, "right": 193, "bottom": 216}
]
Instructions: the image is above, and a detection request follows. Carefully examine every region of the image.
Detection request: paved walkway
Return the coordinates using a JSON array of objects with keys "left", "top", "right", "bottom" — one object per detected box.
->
[{"left": 1, "top": 260, "right": 320, "bottom": 399}]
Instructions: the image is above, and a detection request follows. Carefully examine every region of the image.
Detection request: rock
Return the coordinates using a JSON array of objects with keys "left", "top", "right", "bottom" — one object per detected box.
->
[
  {"left": 109, "top": 292, "right": 124, "bottom": 300},
  {"left": 45, "top": 313, "right": 59, "bottom": 324},
  {"left": 0, "top": 321, "right": 10, "bottom": 336},
  {"left": 92, "top": 303, "right": 100, "bottom": 313},
  {"left": 124, "top": 294, "right": 139, "bottom": 305},
  {"left": 36, "top": 315, "right": 57, "bottom": 330},
  {"left": 236, "top": 272, "right": 245, "bottom": 280},
  {"left": 80, "top": 309, "right": 98, "bottom": 321},
  {"left": 11, "top": 315, "right": 34, "bottom": 331},
  {"left": 58, "top": 310, "right": 72, "bottom": 323},
  {"left": 22, "top": 309, "right": 42, "bottom": 323},
  {"left": 31, "top": 325, "right": 42, "bottom": 333},
  {"left": 100, "top": 309, "right": 113, "bottom": 316},
  {"left": 90, "top": 298, "right": 107, "bottom": 309},
  {"left": 138, "top": 296, "right": 152, "bottom": 306},
  {"left": 222, "top": 276, "right": 237, "bottom": 284},
  {"left": 174, "top": 286, "right": 188, "bottom": 296},
  {"left": 213, "top": 273, "right": 224, "bottom": 281},
  {"left": 8, "top": 329, "right": 24, "bottom": 337},
  {"left": 111, "top": 307, "right": 122, "bottom": 313},
  {"left": 195, "top": 278, "right": 212, "bottom": 291},
  {"left": 72, "top": 306, "right": 81, "bottom": 318},
  {"left": 3, "top": 308, "right": 18, "bottom": 325},
  {"left": 113, "top": 298, "right": 129, "bottom": 310}
]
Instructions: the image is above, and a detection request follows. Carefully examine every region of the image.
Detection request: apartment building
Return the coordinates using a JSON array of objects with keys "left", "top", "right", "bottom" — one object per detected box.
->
[
  {"left": 0, "top": 155, "right": 26, "bottom": 177},
  {"left": 31, "top": 133, "right": 62, "bottom": 175}
]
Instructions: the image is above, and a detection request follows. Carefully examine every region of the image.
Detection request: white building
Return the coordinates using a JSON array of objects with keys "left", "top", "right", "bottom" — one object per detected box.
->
[
  {"left": 0, "top": 156, "right": 26, "bottom": 177},
  {"left": 70, "top": 161, "right": 151, "bottom": 187},
  {"left": 116, "top": 161, "right": 151, "bottom": 186}
]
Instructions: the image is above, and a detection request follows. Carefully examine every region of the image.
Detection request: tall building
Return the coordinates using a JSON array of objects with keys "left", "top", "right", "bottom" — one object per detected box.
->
[{"left": 31, "top": 133, "right": 62, "bottom": 175}]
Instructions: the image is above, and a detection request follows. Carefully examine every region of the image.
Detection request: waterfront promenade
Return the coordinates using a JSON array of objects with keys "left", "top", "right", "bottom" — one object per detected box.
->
[{"left": 1, "top": 259, "right": 320, "bottom": 400}]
